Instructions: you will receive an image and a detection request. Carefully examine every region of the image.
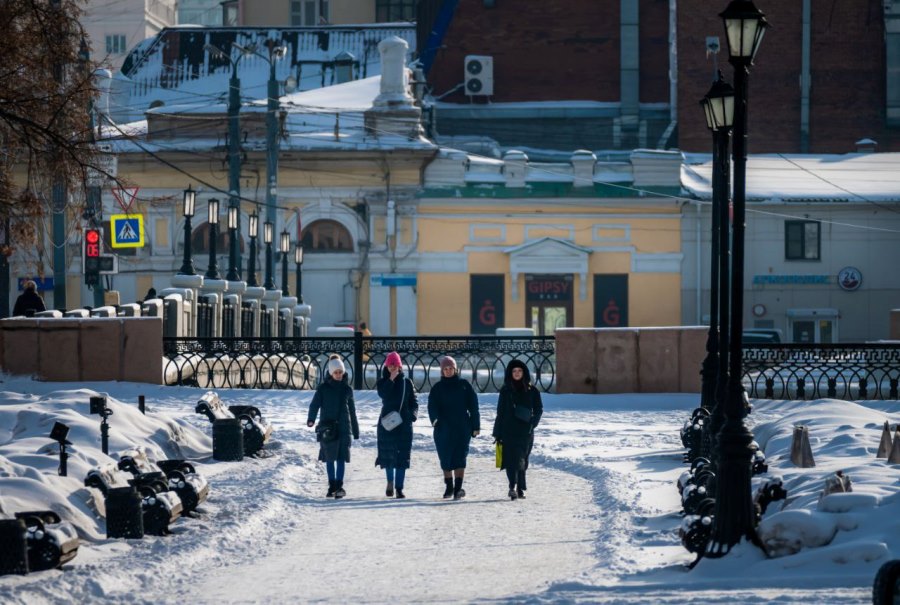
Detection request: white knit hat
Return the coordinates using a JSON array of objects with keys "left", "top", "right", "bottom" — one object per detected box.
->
[{"left": 327, "top": 357, "right": 346, "bottom": 374}]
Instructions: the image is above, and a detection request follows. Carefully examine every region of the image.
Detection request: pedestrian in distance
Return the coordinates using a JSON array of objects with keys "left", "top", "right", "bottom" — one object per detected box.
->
[
  {"left": 307, "top": 356, "right": 360, "bottom": 498},
  {"left": 493, "top": 359, "right": 543, "bottom": 500},
  {"left": 428, "top": 355, "right": 480, "bottom": 500},
  {"left": 13, "top": 280, "right": 46, "bottom": 317},
  {"left": 376, "top": 351, "right": 418, "bottom": 499}
]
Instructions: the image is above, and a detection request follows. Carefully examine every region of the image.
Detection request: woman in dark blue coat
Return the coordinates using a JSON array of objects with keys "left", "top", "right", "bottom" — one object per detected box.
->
[
  {"left": 428, "top": 356, "right": 480, "bottom": 500},
  {"left": 376, "top": 351, "right": 418, "bottom": 499},
  {"left": 307, "top": 357, "right": 360, "bottom": 498},
  {"left": 492, "top": 359, "right": 543, "bottom": 500}
]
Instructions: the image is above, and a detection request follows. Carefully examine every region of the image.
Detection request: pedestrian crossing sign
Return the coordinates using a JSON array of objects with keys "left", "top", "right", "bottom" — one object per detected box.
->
[{"left": 110, "top": 214, "right": 145, "bottom": 248}]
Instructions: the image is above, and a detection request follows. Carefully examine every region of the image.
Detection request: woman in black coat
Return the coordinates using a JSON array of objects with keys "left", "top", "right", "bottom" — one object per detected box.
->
[
  {"left": 376, "top": 351, "right": 418, "bottom": 499},
  {"left": 428, "top": 356, "right": 480, "bottom": 500},
  {"left": 492, "top": 359, "right": 543, "bottom": 500},
  {"left": 307, "top": 357, "right": 360, "bottom": 499}
]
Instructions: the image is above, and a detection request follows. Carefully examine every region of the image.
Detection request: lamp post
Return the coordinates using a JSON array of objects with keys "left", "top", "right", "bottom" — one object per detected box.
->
[
  {"left": 294, "top": 244, "right": 303, "bottom": 303},
  {"left": 263, "top": 220, "right": 276, "bottom": 290},
  {"left": 247, "top": 211, "right": 259, "bottom": 287},
  {"left": 699, "top": 73, "right": 735, "bottom": 462},
  {"left": 280, "top": 229, "right": 291, "bottom": 296},
  {"left": 178, "top": 186, "right": 197, "bottom": 275},
  {"left": 706, "top": 0, "right": 769, "bottom": 559},
  {"left": 259, "top": 40, "right": 287, "bottom": 230},
  {"left": 205, "top": 198, "right": 221, "bottom": 280},
  {"left": 226, "top": 203, "right": 240, "bottom": 281}
]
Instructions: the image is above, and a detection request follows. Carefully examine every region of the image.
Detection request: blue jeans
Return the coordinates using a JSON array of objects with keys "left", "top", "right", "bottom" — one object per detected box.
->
[
  {"left": 384, "top": 467, "right": 406, "bottom": 489},
  {"left": 327, "top": 460, "right": 345, "bottom": 482}
]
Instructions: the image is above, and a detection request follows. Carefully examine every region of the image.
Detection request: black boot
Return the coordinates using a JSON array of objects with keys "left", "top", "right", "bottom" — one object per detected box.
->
[
  {"left": 395, "top": 488, "right": 406, "bottom": 499},
  {"left": 334, "top": 480, "right": 346, "bottom": 499},
  {"left": 453, "top": 477, "right": 465, "bottom": 500},
  {"left": 508, "top": 487, "right": 517, "bottom": 500},
  {"left": 386, "top": 481, "right": 394, "bottom": 497},
  {"left": 326, "top": 480, "right": 336, "bottom": 498},
  {"left": 442, "top": 478, "right": 454, "bottom": 499},
  {"left": 517, "top": 470, "right": 527, "bottom": 499}
]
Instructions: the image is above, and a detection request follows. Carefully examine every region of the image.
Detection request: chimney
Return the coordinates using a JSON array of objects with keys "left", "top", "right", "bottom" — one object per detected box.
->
[
  {"left": 855, "top": 138, "right": 877, "bottom": 154},
  {"left": 364, "top": 37, "right": 423, "bottom": 139}
]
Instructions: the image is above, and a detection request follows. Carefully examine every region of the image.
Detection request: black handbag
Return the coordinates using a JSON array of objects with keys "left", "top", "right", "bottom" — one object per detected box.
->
[
  {"left": 316, "top": 420, "right": 339, "bottom": 442},
  {"left": 513, "top": 404, "right": 532, "bottom": 423}
]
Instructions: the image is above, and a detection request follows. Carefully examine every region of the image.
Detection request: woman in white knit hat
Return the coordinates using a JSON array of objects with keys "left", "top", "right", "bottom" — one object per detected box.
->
[{"left": 307, "top": 355, "right": 360, "bottom": 498}]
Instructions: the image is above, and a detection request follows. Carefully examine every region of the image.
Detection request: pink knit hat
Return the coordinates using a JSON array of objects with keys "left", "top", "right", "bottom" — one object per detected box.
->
[
  {"left": 385, "top": 351, "right": 402, "bottom": 367},
  {"left": 439, "top": 356, "right": 457, "bottom": 370}
]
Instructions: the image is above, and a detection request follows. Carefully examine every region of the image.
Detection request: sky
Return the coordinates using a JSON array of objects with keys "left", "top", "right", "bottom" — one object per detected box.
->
[{"left": 0, "top": 375, "right": 897, "bottom": 604}]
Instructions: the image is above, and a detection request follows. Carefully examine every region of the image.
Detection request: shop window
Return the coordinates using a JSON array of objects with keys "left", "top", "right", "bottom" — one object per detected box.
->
[{"left": 376, "top": 0, "right": 416, "bottom": 22}]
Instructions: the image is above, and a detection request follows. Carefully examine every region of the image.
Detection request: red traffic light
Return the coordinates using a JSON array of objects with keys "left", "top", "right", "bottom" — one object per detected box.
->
[{"left": 85, "top": 229, "right": 101, "bottom": 258}]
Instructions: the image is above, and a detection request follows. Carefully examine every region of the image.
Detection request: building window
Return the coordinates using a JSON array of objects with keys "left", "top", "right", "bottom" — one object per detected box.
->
[
  {"left": 785, "top": 220, "right": 820, "bottom": 261},
  {"left": 301, "top": 220, "right": 353, "bottom": 252},
  {"left": 222, "top": 0, "right": 238, "bottom": 26},
  {"left": 376, "top": 0, "right": 416, "bottom": 22},
  {"left": 105, "top": 35, "right": 127, "bottom": 55},
  {"left": 291, "top": 0, "right": 329, "bottom": 25},
  {"left": 191, "top": 222, "right": 242, "bottom": 255}
]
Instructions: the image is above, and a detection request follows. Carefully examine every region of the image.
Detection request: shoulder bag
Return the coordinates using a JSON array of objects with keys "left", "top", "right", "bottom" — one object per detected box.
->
[{"left": 380, "top": 379, "right": 406, "bottom": 431}]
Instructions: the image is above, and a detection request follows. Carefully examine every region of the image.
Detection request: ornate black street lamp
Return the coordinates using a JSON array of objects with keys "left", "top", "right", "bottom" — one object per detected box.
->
[
  {"left": 247, "top": 211, "right": 259, "bottom": 287},
  {"left": 294, "top": 243, "right": 304, "bottom": 304},
  {"left": 205, "top": 198, "right": 221, "bottom": 280},
  {"left": 178, "top": 185, "right": 196, "bottom": 275},
  {"left": 263, "top": 220, "right": 276, "bottom": 290},
  {"left": 280, "top": 229, "right": 291, "bottom": 296},
  {"left": 706, "top": 0, "right": 769, "bottom": 559},
  {"left": 226, "top": 203, "right": 240, "bottom": 281},
  {"left": 699, "top": 73, "right": 735, "bottom": 461}
]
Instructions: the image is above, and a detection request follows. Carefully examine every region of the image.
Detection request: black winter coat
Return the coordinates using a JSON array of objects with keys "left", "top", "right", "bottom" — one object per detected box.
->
[
  {"left": 307, "top": 374, "right": 359, "bottom": 463},
  {"left": 493, "top": 365, "right": 543, "bottom": 471},
  {"left": 428, "top": 374, "right": 480, "bottom": 470},
  {"left": 375, "top": 369, "right": 418, "bottom": 469},
  {"left": 13, "top": 290, "right": 46, "bottom": 317}
]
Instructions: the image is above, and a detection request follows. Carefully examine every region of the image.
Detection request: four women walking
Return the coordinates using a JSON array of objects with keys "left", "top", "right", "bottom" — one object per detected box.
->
[
  {"left": 492, "top": 359, "right": 543, "bottom": 500},
  {"left": 307, "top": 356, "right": 360, "bottom": 499},
  {"left": 427, "top": 356, "right": 480, "bottom": 500},
  {"left": 307, "top": 354, "right": 542, "bottom": 502},
  {"left": 375, "top": 352, "right": 418, "bottom": 498}
]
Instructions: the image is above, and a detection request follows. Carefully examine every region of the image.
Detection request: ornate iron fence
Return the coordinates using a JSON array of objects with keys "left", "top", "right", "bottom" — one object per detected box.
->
[
  {"left": 163, "top": 334, "right": 557, "bottom": 393},
  {"left": 742, "top": 344, "right": 900, "bottom": 401}
]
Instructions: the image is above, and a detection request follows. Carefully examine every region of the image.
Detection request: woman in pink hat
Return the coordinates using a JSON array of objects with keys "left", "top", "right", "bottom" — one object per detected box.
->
[{"left": 376, "top": 351, "right": 418, "bottom": 498}]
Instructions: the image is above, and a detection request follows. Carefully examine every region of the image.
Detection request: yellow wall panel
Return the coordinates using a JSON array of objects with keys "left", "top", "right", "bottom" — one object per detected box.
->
[
  {"left": 417, "top": 273, "right": 470, "bottom": 334},
  {"left": 629, "top": 273, "right": 681, "bottom": 326}
]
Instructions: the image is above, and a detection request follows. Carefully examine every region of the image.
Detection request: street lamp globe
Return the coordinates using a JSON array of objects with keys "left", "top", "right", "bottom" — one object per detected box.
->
[
  {"left": 263, "top": 221, "right": 274, "bottom": 245},
  {"left": 720, "top": 0, "right": 769, "bottom": 64},
  {"left": 701, "top": 76, "right": 735, "bottom": 132},
  {"left": 249, "top": 212, "right": 258, "bottom": 238},
  {"left": 294, "top": 244, "right": 303, "bottom": 265},
  {"left": 280, "top": 230, "right": 290, "bottom": 254},
  {"left": 208, "top": 198, "right": 220, "bottom": 225},
  {"left": 228, "top": 205, "right": 239, "bottom": 230}
]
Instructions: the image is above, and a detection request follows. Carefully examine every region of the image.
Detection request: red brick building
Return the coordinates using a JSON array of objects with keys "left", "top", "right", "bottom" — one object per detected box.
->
[{"left": 418, "top": 0, "right": 900, "bottom": 154}]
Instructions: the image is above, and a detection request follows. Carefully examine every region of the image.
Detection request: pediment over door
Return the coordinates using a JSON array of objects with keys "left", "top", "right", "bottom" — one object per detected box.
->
[{"left": 505, "top": 237, "right": 592, "bottom": 300}]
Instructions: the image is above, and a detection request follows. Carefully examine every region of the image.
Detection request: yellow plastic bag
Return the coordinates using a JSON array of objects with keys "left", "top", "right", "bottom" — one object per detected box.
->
[{"left": 495, "top": 443, "right": 503, "bottom": 468}]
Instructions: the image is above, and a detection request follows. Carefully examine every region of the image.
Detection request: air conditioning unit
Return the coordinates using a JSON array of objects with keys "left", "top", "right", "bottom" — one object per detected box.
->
[{"left": 464, "top": 55, "right": 494, "bottom": 96}]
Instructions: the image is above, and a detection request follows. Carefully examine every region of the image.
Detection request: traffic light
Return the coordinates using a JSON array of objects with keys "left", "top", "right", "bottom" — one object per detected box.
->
[{"left": 84, "top": 228, "right": 101, "bottom": 285}]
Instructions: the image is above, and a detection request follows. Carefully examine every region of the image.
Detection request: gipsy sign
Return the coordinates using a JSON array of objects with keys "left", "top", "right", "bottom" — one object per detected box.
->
[{"left": 525, "top": 274, "right": 573, "bottom": 301}]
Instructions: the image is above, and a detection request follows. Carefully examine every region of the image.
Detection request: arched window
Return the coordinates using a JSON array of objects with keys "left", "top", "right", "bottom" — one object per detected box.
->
[
  {"left": 191, "top": 222, "right": 244, "bottom": 255},
  {"left": 301, "top": 219, "right": 354, "bottom": 252}
]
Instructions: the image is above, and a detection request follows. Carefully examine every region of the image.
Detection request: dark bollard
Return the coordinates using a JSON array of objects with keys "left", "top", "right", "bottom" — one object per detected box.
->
[
  {"left": 0, "top": 519, "right": 29, "bottom": 575},
  {"left": 49, "top": 422, "right": 71, "bottom": 477},
  {"left": 212, "top": 418, "right": 243, "bottom": 461},
  {"left": 873, "top": 559, "right": 900, "bottom": 605},
  {"left": 138, "top": 395, "right": 146, "bottom": 415},
  {"left": 790, "top": 425, "right": 815, "bottom": 468},
  {"left": 105, "top": 486, "right": 144, "bottom": 539},
  {"left": 90, "top": 396, "right": 113, "bottom": 455}
]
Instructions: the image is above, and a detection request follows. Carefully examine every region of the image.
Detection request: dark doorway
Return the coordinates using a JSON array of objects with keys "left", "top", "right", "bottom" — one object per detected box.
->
[
  {"left": 525, "top": 274, "right": 574, "bottom": 335},
  {"left": 594, "top": 274, "right": 628, "bottom": 327}
]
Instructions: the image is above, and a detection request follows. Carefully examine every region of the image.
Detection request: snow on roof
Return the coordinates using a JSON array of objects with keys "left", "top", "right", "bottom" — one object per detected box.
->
[
  {"left": 109, "top": 25, "right": 416, "bottom": 124},
  {"left": 682, "top": 152, "right": 900, "bottom": 202}
]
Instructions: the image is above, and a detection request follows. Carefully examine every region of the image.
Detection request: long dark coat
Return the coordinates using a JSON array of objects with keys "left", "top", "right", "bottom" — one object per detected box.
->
[
  {"left": 428, "top": 374, "right": 480, "bottom": 470},
  {"left": 307, "top": 373, "right": 359, "bottom": 463},
  {"left": 13, "top": 289, "right": 45, "bottom": 317},
  {"left": 492, "top": 363, "right": 543, "bottom": 472},
  {"left": 375, "top": 369, "right": 418, "bottom": 469}
]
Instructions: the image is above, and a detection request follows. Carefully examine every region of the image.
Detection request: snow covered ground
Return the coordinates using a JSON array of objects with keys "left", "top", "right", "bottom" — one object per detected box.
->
[{"left": 0, "top": 375, "right": 897, "bottom": 604}]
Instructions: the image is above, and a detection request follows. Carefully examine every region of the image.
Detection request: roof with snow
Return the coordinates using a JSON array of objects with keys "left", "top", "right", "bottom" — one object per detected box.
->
[
  {"left": 682, "top": 152, "right": 900, "bottom": 203},
  {"left": 109, "top": 24, "right": 416, "bottom": 123}
]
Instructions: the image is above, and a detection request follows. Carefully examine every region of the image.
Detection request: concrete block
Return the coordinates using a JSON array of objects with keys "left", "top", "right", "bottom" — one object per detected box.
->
[
  {"left": 595, "top": 329, "right": 638, "bottom": 394},
  {"left": 38, "top": 320, "right": 81, "bottom": 381},
  {"left": 80, "top": 319, "right": 121, "bottom": 382},
  {"left": 122, "top": 318, "right": 163, "bottom": 384},
  {"left": 790, "top": 425, "right": 815, "bottom": 468},
  {"left": 638, "top": 328, "right": 680, "bottom": 393},
  {"left": 876, "top": 421, "right": 892, "bottom": 458},
  {"left": 1, "top": 319, "right": 40, "bottom": 376},
  {"left": 555, "top": 329, "right": 598, "bottom": 394}
]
